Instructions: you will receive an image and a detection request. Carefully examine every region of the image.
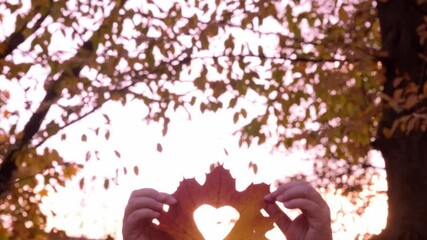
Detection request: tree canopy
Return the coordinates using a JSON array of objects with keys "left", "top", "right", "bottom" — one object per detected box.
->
[{"left": 2, "top": 0, "right": 425, "bottom": 239}]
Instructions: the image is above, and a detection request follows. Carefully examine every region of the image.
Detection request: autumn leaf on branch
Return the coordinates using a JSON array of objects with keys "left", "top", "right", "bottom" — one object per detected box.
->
[{"left": 157, "top": 165, "right": 275, "bottom": 240}]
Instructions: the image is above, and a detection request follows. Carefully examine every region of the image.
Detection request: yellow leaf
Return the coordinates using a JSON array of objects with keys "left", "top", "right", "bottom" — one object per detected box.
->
[
  {"left": 406, "top": 117, "right": 418, "bottom": 133},
  {"left": 63, "top": 164, "right": 78, "bottom": 179},
  {"left": 382, "top": 128, "right": 392, "bottom": 138},
  {"left": 0, "top": 42, "right": 7, "bottom": 55},
  {"left": 404, "top": 94, "right": 418, "bottom": 110},
  {"left": 339, "top": 8, "right": 348, "bottom": 21},
  {"left": 392, "top": 77, "right": 404, "bottom": 87},
  {"left": 400, "top": 116, "right": 411, "bottom": 133},
  {"left": 0, "top": 134, "right": 8, "bottom": 144},
  {"left": 393, "top": 88, "right": 404, "bottom": 100},
  {"left": 39, "top": 189, "right": 48, "bottom": 197},
  {"left": 206, "top": 24, "right": 218, "bottom": 37}
]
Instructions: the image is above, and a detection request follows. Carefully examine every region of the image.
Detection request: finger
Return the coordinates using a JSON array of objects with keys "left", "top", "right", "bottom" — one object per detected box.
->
[
  {"left": 264, "top": 203, "right": 292, "bottom": 234},
  {"left": 130, "top": 188, "right": 177, "bottom": 205},
  {"left": 163, "top": 194, "right": 178, "bottom": 205},
  {"left": 283, "top": 198, "right": 326, "bottom": 220},
  {"left": 125, "top": 197, "right": 164, "bottom": 218},
  {"left": 130, "top": 188, "right": 159, "bottom": 197},
  {"left": 275, "top": 185, "right": 327, "bottom": 209},
  {"left": 265, "top": 182, "right": 327, "bottom": 209},
  {"left": 131, "top": 189, "right": 174, "bottom": 201},
  {"left": 264, "top": 181, "right": 308, "bottom": 202},
  {"left": 124, "top": 208, "right": 160, "bottom": 229}
]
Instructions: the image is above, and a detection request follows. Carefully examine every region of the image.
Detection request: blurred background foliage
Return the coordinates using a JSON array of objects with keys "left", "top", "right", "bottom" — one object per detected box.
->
[{"left": 1, "top": 0, "right": 426, "bottom": 239}]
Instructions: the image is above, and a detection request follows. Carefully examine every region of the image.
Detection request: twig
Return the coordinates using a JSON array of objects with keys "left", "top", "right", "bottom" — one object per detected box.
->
[{"left": 34, "top": 106, "right": 101, "bottom": 149}]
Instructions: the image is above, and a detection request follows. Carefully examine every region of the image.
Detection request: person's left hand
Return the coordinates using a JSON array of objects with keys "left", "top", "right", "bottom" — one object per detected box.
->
[
  {"left": 264, "top": 181, "right": 332, "bottom": 240},
  {"left": 122, "top": 188, "right": 176, "bottom": 240}
]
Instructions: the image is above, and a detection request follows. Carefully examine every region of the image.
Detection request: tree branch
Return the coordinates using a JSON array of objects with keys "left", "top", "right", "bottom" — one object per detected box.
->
[
  {"left": 0, "top": 1, "right": 53, "bottom": 59},
  {"left": 34, "top": 105, "right": 102, "bottom": 149},
  {"left": 192, "top": 53, "right": 350, "bottom": 63},
  {"left": 0, "top": 0, "right": 128, "bottom": 195}
]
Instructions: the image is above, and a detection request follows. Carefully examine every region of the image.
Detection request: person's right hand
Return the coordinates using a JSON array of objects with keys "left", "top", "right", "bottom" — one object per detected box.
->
[
  {"left": 264, "top": 182, "right": 332, "bottom": 240},
  {"left": 122, "top": 188, "right": 177, "bottom": 240}
]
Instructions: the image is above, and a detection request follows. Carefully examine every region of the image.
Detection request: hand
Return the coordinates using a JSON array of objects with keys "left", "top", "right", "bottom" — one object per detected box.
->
[
  {"left": 122, "top": 188, "right": 177, "bottom": 240},
  {"left": 264, "top": 182, "right": 332, "bottom": 240}
]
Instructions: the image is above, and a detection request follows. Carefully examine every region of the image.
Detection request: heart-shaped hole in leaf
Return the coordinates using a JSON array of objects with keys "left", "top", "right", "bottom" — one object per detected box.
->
[
  {"left": 193, "top": 204, "right": 240, "bottom": 240},
  {"left": 158, "top": 165, "right": 276, "bottom": 239}
]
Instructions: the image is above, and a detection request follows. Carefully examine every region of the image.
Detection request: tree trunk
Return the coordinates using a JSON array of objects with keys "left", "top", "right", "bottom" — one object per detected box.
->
[
  {"left": 373, "top": 0, "right": 427, "bottom": 239},
  {"left": 373, "top": 134, "right": 427, "bottom": 239}
]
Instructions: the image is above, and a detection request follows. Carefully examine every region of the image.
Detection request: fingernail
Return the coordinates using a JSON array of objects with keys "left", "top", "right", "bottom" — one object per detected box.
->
[
  {"left": 170, "top": 197, "right": 177, "bottom": 205},
  {"left": 264, "top": 203, "right": 274, "bottom": 211},
  {"left": 264, "top": 194, "right": 273, "bottom": 202},
  {"left": 263, "top": 204, "right": 279, "bottom": 217}
]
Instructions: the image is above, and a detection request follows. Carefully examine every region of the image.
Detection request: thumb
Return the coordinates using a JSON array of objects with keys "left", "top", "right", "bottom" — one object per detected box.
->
[{"left": 264, "top": 203, "right": 292, "bottom": 235}]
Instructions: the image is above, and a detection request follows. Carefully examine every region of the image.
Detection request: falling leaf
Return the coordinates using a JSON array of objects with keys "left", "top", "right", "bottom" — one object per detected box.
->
[
  {"left": 103, "top": 114, "right": 111, "bottom": 124},
  {"left": 224, "top": 148, "right": 229, "bottom": 156},
  {"left": 79, "top": 178, "right": 85, "bottom": 189},
  {"left": 157, "top": 165, "right": 275, "bottom": 239},
  {"left": 103, "top": 179, "right": 109, "bottom": 190},
  {"left": 249, "top": 161, "right": 258, "bottom": 174},
  {"left": 105, "top": 130, "right": 110, "bottom": 140},
  {"left": 157, "top": 143, "right": 163, "bottom": 152}
]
